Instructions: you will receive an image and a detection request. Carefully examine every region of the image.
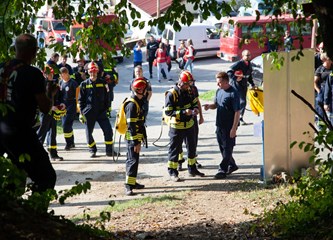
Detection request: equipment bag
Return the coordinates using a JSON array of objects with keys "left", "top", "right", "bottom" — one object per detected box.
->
[
  {"left": 115, "top": 97, "right": 140, "bottom": 135},
  {"left": 247, "top": 88, "right": 264, "bottom": 116}
]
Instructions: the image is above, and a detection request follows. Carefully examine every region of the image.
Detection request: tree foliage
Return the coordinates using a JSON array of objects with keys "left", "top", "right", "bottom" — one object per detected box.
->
[{"left": 1, "top": 0, "right": 332, "bottom": 68}]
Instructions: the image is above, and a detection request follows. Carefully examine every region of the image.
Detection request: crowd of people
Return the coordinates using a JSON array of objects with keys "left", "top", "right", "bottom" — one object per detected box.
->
[{"left": 0, "top": 34, "right": 258, "bottom": 198}]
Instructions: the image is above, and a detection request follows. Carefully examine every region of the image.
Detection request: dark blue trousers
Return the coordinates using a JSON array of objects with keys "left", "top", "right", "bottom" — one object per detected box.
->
[{"left": 216, "top": 127, "right": 237, "bottom": 172}]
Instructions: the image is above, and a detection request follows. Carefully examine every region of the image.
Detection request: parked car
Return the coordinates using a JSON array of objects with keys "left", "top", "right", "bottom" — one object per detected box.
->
[
  {"left": 251, "top": 55, "right": 263, "bottom": 87},
  {"left": 38, "top": 18, "right": 67, "bottom": 46},
  {"left": 161, "top": 23, "right": 220, "bottom": 60}
]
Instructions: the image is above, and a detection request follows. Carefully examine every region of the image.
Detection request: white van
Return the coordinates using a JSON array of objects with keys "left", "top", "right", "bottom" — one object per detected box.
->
[{"left": 161, "top": 23, "right": 220, "bottom": 59}]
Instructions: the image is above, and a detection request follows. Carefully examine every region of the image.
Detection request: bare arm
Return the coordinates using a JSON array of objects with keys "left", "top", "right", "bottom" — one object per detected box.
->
[
  {"left": 202, "top": 103, "right": 217, "bottom": 110},
  {"left": 197, "top": 99, "right": 204, "bottom": 124},
  {"left": 230, "top": 111, "right": 240, "bottom": 138},
  {"left": 314, "top": 76, "right": 321, "bottom": 94}
]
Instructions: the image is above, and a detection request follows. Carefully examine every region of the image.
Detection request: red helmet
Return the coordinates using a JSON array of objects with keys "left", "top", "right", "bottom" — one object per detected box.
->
[
  {"left": 179, "top": 70, "right": 193, "bottom": 83},
  {"left": 132, "top": 77, "right": 147, "bottom": 94},
  {"left": 44, "top": 65, "right": 54, "bottom": 74},
  {"left": 88, "top": 61, "right": 99, "bottom": 73},
  {"left": 234, "top": 70, "right": 243, "bottom": 77}
]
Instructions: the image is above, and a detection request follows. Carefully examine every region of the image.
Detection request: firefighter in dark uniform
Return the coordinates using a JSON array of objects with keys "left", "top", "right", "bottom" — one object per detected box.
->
[
  {"left": 124, "top": 78, "right": 147, "bottom": 196},
  {"left": 36, "top": 65, "right": 65, "bottom": 161},
  {"left": 59, "top": 67, "right": 79, "bottom": 150},
  {"left": 228, "top": 49, "right": 256, "bottom": 125},
  {"left": 0, "top": 34, "right": 57, "bottom": 193},
  {"left": 178, "top": 79, "right": 204, "bottom": 171},
  {"left": 164, "top": 70, "right": 205, "bottom": 182},
  {"left": 78, "top": 61, "right": 115, "bottom": 158}
]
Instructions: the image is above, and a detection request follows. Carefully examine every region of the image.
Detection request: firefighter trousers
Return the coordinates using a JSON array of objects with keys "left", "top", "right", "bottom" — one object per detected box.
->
[
  {"left": 168, "top": 126, "right": 196, "bottom": 175},
  {"left": 36, "top": 112, "right": 58, "bottom": 156},
  {"left": 84, "top": 110, "right": 113, "bottom": 153},
  {"left": 125, "top": 141, "right": 140, "bottom": 186},
  {"left": 62, "top": 112, "right": 75, "bottom": 146}
]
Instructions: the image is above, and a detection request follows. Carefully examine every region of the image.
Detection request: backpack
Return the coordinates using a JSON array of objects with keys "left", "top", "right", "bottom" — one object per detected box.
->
[
  {"left": 163, "top": 89, "right": 178, "bottom": 126},
  {"left": 115, "top": 97, "right": 140, "bottom": 135}
]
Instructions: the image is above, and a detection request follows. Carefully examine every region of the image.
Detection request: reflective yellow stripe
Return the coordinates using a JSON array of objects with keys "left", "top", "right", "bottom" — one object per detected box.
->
[
  {"left": 178, "top": 152, "right": 184, "bottom": 161},
  {"left": 169, "top": 119, "right": 194, "bottom": 129},
  {"left": 168, "top": 161, "right": 178, "bottom": 169},
  {"left": 64, "top": 131, "right": 73, "bottom": 138},
  {"left": 126, "top": 176, "right": 136, "bottom": 185},
  {"left": 88, "top": 142, "right": 96, "bottom": 147},
  {"left": 49, "top": 145, "right": 57, "bottom": 149},
  {"left": 188, "top": 157, "right": 196, "bottom": 166},
  {"left": 105, "top": 141, "right": 114, "bottom": 145},
  {"left": 127, "top": 117, "right": 137, "bottom": 123},
  {"left": 125, "top": 132, "right": 143, "bottom": 141},
  {"left": 96, "top": 83, "right": 104, "bottom": 87},
  {"left": 86, "top": 84, "right": 93, "bottom": 88}
]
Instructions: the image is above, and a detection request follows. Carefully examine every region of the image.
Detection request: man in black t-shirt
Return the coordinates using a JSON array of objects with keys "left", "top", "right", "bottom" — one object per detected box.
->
[
  {"left": 146, "top": 35, "right": 159, "bottom": 79},
  {"left": 0, "top": 34, "right": 57, "bottom": 193},
  {"left": 203, "top": 72, "right": 241, "bottom": 179}
]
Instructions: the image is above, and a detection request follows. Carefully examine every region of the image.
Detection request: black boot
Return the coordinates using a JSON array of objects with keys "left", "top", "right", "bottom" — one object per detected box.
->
[{"left": 188, "top": 165, "right": 205, "bottom": 177}]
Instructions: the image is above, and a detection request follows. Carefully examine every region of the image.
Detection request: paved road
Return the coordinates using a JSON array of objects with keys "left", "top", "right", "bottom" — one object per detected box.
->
[{"left": 48, "top": 53, "right": 264, "bottom": 216}]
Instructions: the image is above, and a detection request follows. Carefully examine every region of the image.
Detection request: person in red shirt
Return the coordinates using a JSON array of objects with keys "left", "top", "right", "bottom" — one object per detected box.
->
[
  {"left": 155, "top": 42, "right": 172, "bottom": 83},
  {"left": 184, "top": 38, "right": 195, "bottom": 73}
]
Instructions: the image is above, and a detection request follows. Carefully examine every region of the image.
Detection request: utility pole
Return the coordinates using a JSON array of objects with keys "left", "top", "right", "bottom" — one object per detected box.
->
[{"left": 157, "top": 0, "right": 160, "bottom": 18}]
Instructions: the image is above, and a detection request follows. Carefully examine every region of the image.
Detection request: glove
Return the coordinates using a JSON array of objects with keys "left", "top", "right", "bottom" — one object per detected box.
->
[{"left": 79, "top": 114, "right": 86, "bottom": 124}]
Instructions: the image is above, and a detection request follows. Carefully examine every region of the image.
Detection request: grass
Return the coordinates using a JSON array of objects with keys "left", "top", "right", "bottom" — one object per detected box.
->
[
  {"left": 232, "top": 180, "right": 292, "bottom": 209},
  {"left": 199, "top": 90, "right": 215, "bottom": 101},
  {"left": 70, "top": 193, "right": 185, "bottom": 223}
]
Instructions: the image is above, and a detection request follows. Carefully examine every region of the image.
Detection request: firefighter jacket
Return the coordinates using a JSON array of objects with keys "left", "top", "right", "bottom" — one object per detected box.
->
[
  {"left": 164, "top": 84, "right": 198, "bottom": 129},
  {"left": 78, "top": 78, "right": 110, "bottom": 115},
  {"left": 124, "top": 95, "right": 145, "bottom": 145},
  {"left": 59, "top": 78, "right": 78, "bottom": 114}
]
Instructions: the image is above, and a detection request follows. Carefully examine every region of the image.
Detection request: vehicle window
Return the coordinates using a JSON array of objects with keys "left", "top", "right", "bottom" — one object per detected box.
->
[
  {"left": 206, "top": 28, "right": 220, "bottom": 39},
  {"left": 221, "top": 23, "right": 233, "bottom": 37},
  {"left": 42, "top": 21, "right": 48, "bottom": 31},
  {"left": 52, "top": 21, "right": 66, "bottom": 31},
  {"left": 150, "top": 27, "right": 156, "bottom": 35},
  {"left": 166, "top": 29, "right": 174, "bottom": 41},
  {"left": 215, "top": 22, "right": 222, "bottom": 29},
  {"left": 162, "top": 29, "right": 168, "bottom": 39},
  {"left": 72, "top": 27, "right": 82, "bottom": 40},
  {"left": 241, "top": 25, "right": 263, "bottom": 39},
  {"left": 290, "top": 22, "right": 311, "bottom": 36},
  {"left": 266, "top": 24, "right": 287, "bottom": 35},
  {"left": 157, "top": 27, "right": 163, "bottom": 36}
]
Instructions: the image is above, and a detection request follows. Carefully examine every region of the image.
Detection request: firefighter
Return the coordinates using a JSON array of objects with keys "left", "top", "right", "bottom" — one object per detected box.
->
[
  {"left": 124, "top": 78, "right": 147, "bottom": 195},
  {"left": 78, "top": 61, "right": 117, "bottom": 158},
  {"left": 59, "top": 67, "right": 79, "bottom": 150},
  {"left": 178, "top": 77, "right": 204, "bottom": 171},
  {"left": 36, "top": 65, "right": 65, "bottom": 161},
  {"left": 164, "top": 70, "right": 205, "bottom": 182}
]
